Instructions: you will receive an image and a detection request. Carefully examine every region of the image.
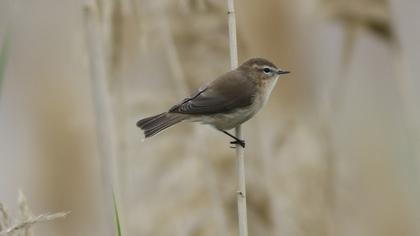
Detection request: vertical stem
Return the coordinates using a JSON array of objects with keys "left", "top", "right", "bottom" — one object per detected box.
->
[
  {"left": 226, "top": 1, "right": 248, "bottom": 236},
  {"left": 158, "top": 11, "right": 229, "bottom": 234},
  {"left": 159, "top": 15, "right": 188, "bottom": 97},
  {"left": 83, "top": 1, "right": 118, "bottom": 234},
  {"left": 227, "top": 0, "right": 238, "bottom": 69},
  {"left": 235, "top": 127, "right": 248, "bottom": 236}
]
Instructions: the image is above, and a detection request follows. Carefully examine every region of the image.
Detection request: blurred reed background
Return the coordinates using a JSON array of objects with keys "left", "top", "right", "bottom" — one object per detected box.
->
[{"left": 0, "top": 0, "right": 420, "bottom": 235}]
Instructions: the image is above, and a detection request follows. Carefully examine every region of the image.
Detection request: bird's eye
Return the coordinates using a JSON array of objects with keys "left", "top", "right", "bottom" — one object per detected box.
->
[{"left": 263, "top": 68, "right": 271, "bottom": 74}]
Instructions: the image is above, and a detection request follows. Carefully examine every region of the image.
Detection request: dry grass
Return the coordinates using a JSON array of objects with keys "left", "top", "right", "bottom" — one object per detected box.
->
[
  {"left": 1, "top": 0, "right": 419, "bottom": 235},
  {"left": 0, "top": 192, "right": 69, "bottom": 236}
]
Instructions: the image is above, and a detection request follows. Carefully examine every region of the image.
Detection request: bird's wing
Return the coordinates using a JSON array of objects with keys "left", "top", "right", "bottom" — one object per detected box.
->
[{"left": 169, "top": 70, "right": 257, "bottom": 115}]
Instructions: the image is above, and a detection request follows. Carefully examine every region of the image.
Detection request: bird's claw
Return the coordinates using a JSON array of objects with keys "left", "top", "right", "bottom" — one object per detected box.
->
[{"left": 230, "top": 139, "right": 245, "bottom": 148}]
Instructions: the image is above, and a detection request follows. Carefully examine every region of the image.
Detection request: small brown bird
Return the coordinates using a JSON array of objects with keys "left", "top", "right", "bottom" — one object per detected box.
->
[{"left": 136, "top": 58, "right": 290, "bottom": 148}]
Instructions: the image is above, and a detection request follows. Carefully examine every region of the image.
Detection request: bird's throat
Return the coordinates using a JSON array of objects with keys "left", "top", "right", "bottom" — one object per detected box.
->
[{"left": 259, "top": 77, "right": 278, "bottom": 106}]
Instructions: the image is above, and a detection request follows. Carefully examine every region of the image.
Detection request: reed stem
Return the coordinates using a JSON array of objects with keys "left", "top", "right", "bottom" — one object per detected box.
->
[{"left": 226, "top": 0, "right": 248, "bottom": 235}]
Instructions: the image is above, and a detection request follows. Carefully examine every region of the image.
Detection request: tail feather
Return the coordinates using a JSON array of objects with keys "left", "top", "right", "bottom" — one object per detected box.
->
[{"left": 136, "top": 112, "right": 187, "bottom": 138}]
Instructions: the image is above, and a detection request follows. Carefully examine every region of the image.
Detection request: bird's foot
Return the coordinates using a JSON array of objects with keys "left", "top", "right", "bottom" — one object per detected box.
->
[{"left": 230, "top": 139, "right": 245, "bottom": 148}]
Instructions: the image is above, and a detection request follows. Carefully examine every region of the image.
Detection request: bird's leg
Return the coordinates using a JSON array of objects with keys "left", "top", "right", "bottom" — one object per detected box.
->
[{"left": 218, "top": 129, "right": 245, "bottom": 148}]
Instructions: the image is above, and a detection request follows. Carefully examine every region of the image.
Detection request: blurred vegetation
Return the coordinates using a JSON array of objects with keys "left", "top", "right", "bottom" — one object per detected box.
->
[
  {"left": 0, "top": 0, "right": 419, "bottom": 236},
  {"left": 113, "top": 194, "right": 122, "bottom": 236},
  {"left": 0, "top": 192, "right": 68, "bottom": 236},
  {"left": 0, "top": 31, "right": 10, "bottom": 94}
]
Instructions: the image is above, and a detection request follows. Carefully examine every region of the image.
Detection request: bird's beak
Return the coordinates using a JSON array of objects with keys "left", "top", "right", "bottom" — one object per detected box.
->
[{"left": 276, "top": 69, "right": 290, "bottom": 75}]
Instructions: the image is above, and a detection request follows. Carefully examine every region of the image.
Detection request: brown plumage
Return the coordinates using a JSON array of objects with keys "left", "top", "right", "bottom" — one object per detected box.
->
[{"left": 136, "top": 58, "right": 290, "bottom": 147}]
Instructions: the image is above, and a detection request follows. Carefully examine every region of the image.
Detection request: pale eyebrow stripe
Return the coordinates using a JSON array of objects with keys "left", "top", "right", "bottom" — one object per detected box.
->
[{"left": 258, "top": 65, "right": 276, "bottom": 71}]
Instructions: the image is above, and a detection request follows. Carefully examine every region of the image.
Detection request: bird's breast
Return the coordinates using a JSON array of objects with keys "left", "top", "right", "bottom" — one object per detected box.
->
[{"left": 257, "top": 77, "right": 278, "bottom": 106}]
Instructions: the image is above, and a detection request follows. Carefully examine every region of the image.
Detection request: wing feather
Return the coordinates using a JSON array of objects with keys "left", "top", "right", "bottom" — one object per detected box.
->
[{"left": 169, "top": 70, "right": 256, "bottom": 115}]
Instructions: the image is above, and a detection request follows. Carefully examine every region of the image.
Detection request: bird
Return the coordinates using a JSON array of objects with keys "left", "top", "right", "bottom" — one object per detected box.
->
[{"left": 136, "top": 58, "right": 290, "bottom": 148}]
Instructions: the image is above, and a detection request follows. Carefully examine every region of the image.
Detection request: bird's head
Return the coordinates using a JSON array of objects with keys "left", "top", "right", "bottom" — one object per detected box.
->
[{"left": 239, "top": 58, "right": 290, "bottom": 82}]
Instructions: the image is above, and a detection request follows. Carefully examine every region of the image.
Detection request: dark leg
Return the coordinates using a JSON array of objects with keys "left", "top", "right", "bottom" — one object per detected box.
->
[{"left": 218, "top": 129, "right": 245, "bottom": 148}]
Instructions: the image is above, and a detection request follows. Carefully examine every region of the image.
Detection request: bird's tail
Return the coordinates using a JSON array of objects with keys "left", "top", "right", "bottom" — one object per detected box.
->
[{"left": 136, "top": 112, "right": 187, "bottom": 138}]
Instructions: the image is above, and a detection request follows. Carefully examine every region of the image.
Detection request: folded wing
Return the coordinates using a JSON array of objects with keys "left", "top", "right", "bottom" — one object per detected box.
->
[{"left": 169, "top": 70, "right": 256, "bottom": 115}]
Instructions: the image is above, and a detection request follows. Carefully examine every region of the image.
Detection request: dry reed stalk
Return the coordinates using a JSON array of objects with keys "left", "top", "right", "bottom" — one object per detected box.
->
[
  {"left": 107, "top": 2, "right": 128, "bottom": 231},
  {"left": 226, "top": 0, "right": 248, "bottom": 235},
  {"left": 320, "top": 24, "right": 359, "bottom": 236},
  {"left": 392, "top": 46, "right": 420, "bottom": 162},
  {"left": 0, "top": 192, "right": 69, "bottom": 236},
  {"left": 0, "top": 203, "right": 10, "bottom": 233},
  {"left": 319, "top": 24, "right": 359, "bottom": 236},
  {"left": 18, "top": 191, "right": 33, "bottom": 236},
  {"left": 0, "top": 212, "right": 69, "bottom": 236},
  {"left": 160, "top": 15, "right": 189, "bottom": 97},
  {"left": 159, "top": 12, "right": 229, "bottom": 234},
  {"left": 83, "top": 1, "right": 120, "bottom": 234},
  {"left": 186, "top": 128, "right": 230, "bottom": 236},
  {"left": 319, "top": 3, "right": 394, "bottom": 235},
  {"left": 256, "top": 121, "right": 277, "bottom": 235}
]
